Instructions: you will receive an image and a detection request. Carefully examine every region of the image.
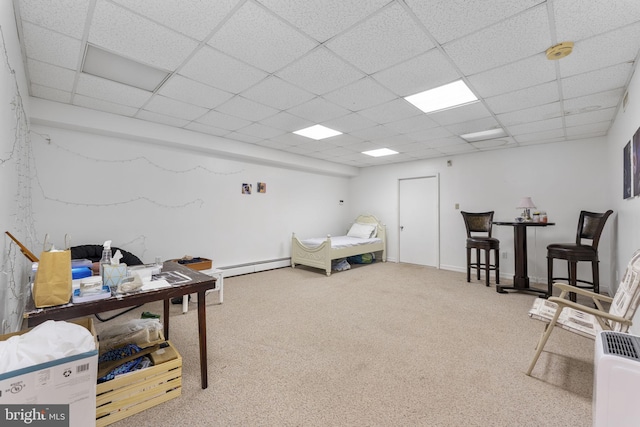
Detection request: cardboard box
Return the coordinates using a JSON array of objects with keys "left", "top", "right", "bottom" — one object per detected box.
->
[
  {"left": 170, "top": 257, "right": 212, "bottom": 271},
  {"left": 95, "top": 341, "right": 182, "bottom": 427},
  {"left": 0, "top": 318, "right": 98, "bottom": 427}
]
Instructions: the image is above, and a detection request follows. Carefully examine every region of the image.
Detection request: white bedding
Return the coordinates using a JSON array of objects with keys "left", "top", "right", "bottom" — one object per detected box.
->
[{"left": 301, "top": 235, "right": 382, "bottom": 249}]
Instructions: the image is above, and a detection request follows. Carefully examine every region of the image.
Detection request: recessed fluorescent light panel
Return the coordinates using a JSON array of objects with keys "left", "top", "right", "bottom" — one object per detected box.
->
[
  {"left": 405, "top": 80, "right": 478, "bottom": 114},
  {"left": 82, "top": 44, "right": 170, "bottom": 92},
  {"left": 460, "top": 128, "right": 507, "bottom": 142},
  {"left": 362, "top": 148, "right": 398, "bottom": 157},
  {"left": 293, "top": 125, "right": 342, "bottom": 140}
]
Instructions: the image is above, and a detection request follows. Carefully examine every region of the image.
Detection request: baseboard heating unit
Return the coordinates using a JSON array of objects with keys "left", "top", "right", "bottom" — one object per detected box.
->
[{"left": 594, "top": 331, "right": 640, "bottom": 427}]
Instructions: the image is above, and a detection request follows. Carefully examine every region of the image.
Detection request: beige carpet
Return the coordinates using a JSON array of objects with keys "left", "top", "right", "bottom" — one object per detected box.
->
[{"left": 98, "top": 262, "right": 593, "bottom": 426}]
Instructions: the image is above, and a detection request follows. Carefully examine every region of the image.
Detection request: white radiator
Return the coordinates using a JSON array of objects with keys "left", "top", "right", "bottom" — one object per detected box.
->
[{"left": 594, "top": 331, "right": 640, "bottom": 427}]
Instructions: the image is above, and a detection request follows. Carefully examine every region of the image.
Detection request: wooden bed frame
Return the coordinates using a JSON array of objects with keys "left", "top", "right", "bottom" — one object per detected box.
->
[{"left": 291, "top": 214, "right": 386, "bottom": 276}]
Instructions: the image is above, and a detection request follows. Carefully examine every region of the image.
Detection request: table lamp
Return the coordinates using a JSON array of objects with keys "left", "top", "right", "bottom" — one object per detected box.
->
[{"left": 517, "top": 197, "right": 536, "bottom": 221}]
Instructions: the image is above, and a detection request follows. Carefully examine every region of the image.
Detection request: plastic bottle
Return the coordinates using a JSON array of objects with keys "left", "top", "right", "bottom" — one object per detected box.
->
[{"left": 99, "top": 240, "right": 112, "bottom": 278}]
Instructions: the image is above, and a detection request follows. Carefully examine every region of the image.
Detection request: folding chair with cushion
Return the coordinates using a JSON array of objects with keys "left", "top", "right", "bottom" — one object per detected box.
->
[{"left": 526, "top": 249, "right": 640, "bottom": 376}]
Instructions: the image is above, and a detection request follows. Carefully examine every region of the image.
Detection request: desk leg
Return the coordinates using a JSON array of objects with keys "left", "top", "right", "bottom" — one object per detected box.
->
[
  {"left": 198, "top": 289, "right": 208, "bottom": 389},
  {"left": 164, "top": 299, "right": 170, "bottom": 340}
]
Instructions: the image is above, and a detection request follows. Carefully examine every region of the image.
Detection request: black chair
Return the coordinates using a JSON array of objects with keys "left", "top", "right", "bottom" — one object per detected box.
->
[
  {"left": 547, "top": 210, "right": 613, "bottom": 301},
  {"left": 461, "top": 211, "right": 500, "bottom": 287}
]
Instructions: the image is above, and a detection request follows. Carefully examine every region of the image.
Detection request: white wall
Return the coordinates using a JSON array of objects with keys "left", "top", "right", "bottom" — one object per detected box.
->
[
  {"left": 606, "top": 64, "right": 640, "bottom": 333},
  {"left": 608, "top": 65, "right": 640, "bottom": 281},
  {"left": 349, "top": 138, "right": 614, "bottom": 292},
  {"left": 29, "top": 124, "right": 353, "bottom": 267},
  {"left": 1, "top": 0, "right": 33, "bottom": 332}
]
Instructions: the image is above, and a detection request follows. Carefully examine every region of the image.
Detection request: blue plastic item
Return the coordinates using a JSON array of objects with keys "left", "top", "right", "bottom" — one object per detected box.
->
[{"left": 72, "top": 266, "right": 93, "bottom": 280}]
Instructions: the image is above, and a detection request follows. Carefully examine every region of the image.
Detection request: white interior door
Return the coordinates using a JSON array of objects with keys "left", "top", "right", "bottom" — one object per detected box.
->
[{"left": 399, "top": 176, "right": 439, "bottom": 267}]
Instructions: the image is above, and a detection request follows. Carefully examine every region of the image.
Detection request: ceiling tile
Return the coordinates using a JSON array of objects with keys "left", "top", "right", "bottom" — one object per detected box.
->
[
  {"left": 323, "top": 78, "right": 397, "bottom": 111},
  {"left": 259, "top": 139, "right": 298, "bottom": 150},
  {"left": 217, "top": 96, "right": 279, "bottom": 122},
  {"left": 75, "top": 74, "right": 152, "bottom": 108},
  {"left": 225, "top": 131, "right": 263, "bottom": 144},
  {"left": 554, "top": 0, "right": 640, "bottom": 41},
  {"left": 565, "top": 121, "right": 610, "bottom": 137},
  {"left": 559, "top": 22, "right": 640, "bottom": 78},
  {"left": 326, "top": 3, "right": 435, "bottom": 74},
  {"left": 484, "top": 81, "right": 559, "bottom": 114},
  {"left": 368, "top": 134, "right": 415, "bottom": 147},
  {"left": 185, "top": 122, "right": 231, "bottom": 138},
  {"left": 196, "top": 110, "right": 252, "bottom": 131},
  {"left": 260, "top": 111, "right": 315, "bottom": 132},
  {"left": 321, "top": 113, "right": 380, "bottom": 133},
  {"left": 111, "top": 0, "right": 241, "bottom": 40},
  {"left": 240, "top": 76, "right": 315, "bottom": 110},
  {"left": 471, "top": 138, "right": 514, "bottom": 151},
  {"left": 444, "top": 116, "right": 502, "bottom": 136},
  {"left": 431, "top": 141, "right": 477, "bottom": 154},
  {"left": 144, "top": 95, "right": 209, "bottom": 121},
  {"left": 179, "top": 47, "right": 268, "bottom": 94},
  {"left": 208, "top": 1, "right": 317, "bottom": 73},
  {"left": 564, "top": 107, "right": 616, "bottom": 127},
  {"left": 561, "top": 62, "right": 633, "bottom": 99},
  {"left": 372, "top": 49, "right": 461, "bottom": 97},
  {"left": 321, "top": 134, "right": 366, "bottom": 147},
  {"left": 563, "top": 89, "right": 624, "bottom": 114},
  {"left": 267, "top": 132, "right": 312, "bottom": 147},
  {"left": 275, "top": 47, "right": 365, "bottom": 95},
  {"left": 497, "top": 102, "right": 563, "bottom": 126},
  {"left": 286, "top": 98, "right": 351, "bottom": 123},
  {"left": 506, "top": 117, "right": 564, "bottom": 136},
  {"left": 428, "top": 102, "right": 492, "bottom": 126},
  {"left": 157, "top": 75, "right": 234, "bottom": 109},
  {"left": 18, "top": 0, "right": 90, "bottom": 39},
  {"left": 350, "top": 125, "right": 399, "bottom": 141},
  {"left": 13, "top": 0, "right": 640, "bottom": 168},
  {"left": 257, "top": 0, "right": 390, "bottom": 42},
  {"left": 358, "top": 99, "right": 422, "bottom": 124},
  {"left": 405, "top": 0, "right": 544, "bottom": 44},
  {"left": 27, "top": 59, "right": 76, "bottom": 91},
  {"left": 236, "top": 122, "right": 286, "bottom": 139},
  {"left": 136, "top": 110, "right": 190, "bottom": 127},
  {"left": 31, "top": 84, "right": 72, "bottom": 103},
  {"left": 443, "top": 4, "right": 551, "bottom": 75},
  {"left": 383, "top": 114, "right": 440, "bottom": 134},
  {"left": 89, "top": 1, "right": 198, "bottom": 70},
  {"left": 515, "top": 128, "right": 565, "bottom": 143},
  {"left": 22, "top": 22, "right": 81, "bottom": 69},
  {"left": 73, "top": 93, "right": 138, "bottom": 116},
  {"left": 405, "top": 126, "right": 454, "bottom": 142},
  {"left": 468, "top": 53, "right": 556, "bottom": 98}
]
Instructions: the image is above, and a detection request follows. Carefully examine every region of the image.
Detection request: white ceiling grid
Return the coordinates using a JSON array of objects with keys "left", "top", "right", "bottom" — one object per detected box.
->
[{"left": 13, "top": 0, "right": 640, "bottom": 167}]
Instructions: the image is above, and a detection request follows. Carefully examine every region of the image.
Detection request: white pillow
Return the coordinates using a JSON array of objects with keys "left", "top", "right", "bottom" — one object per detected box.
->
[{"left": 347, "top": 223, "right": 376, "bottom": 239}]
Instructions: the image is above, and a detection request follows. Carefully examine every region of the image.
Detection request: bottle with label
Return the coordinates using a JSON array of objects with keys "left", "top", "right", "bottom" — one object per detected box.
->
[{"left": 99, "top": 240, "right": 112, "bottom": 278}]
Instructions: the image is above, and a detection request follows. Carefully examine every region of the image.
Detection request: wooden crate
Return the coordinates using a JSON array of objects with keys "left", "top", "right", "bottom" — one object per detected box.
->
[
  {"left": 95, "top": 341, "right": 182, "bottom": 427},
  {"left": 169, "top": 257, "right": 212, "bottom": 271}
]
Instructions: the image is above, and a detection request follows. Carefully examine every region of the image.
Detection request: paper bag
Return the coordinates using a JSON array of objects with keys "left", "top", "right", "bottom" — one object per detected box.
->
[{"left": 33, "top": 234, "right": 72, "bottom": 308}]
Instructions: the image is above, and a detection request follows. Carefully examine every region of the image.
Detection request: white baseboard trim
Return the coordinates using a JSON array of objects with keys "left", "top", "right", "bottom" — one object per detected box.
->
[{"left": 218, "top": 258, "right": 291, "bottom": 277}]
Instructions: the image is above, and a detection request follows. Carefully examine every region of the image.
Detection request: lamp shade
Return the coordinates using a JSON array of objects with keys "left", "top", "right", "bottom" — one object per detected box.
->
[{"left": 517, "top": 197, "right": 536, "bottom": 209}]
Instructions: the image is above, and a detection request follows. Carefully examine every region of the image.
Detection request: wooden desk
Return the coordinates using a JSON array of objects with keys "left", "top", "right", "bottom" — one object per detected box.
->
[
  {"left": 493, "top": 221, "right": 555, "bottom": 296},
  {"left": 23, "top": 261, "right": 216, "bottom": 389}
]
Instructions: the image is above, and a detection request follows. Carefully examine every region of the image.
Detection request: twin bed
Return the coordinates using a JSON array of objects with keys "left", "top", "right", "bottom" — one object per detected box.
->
[{"left": 291, "top": 214, "right": 386, "bottom": 276}]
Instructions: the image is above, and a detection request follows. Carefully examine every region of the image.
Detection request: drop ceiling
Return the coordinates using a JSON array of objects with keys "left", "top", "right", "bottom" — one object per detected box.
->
[{"left": 13, "top": 0, "right": 640, "bottom": 167}]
